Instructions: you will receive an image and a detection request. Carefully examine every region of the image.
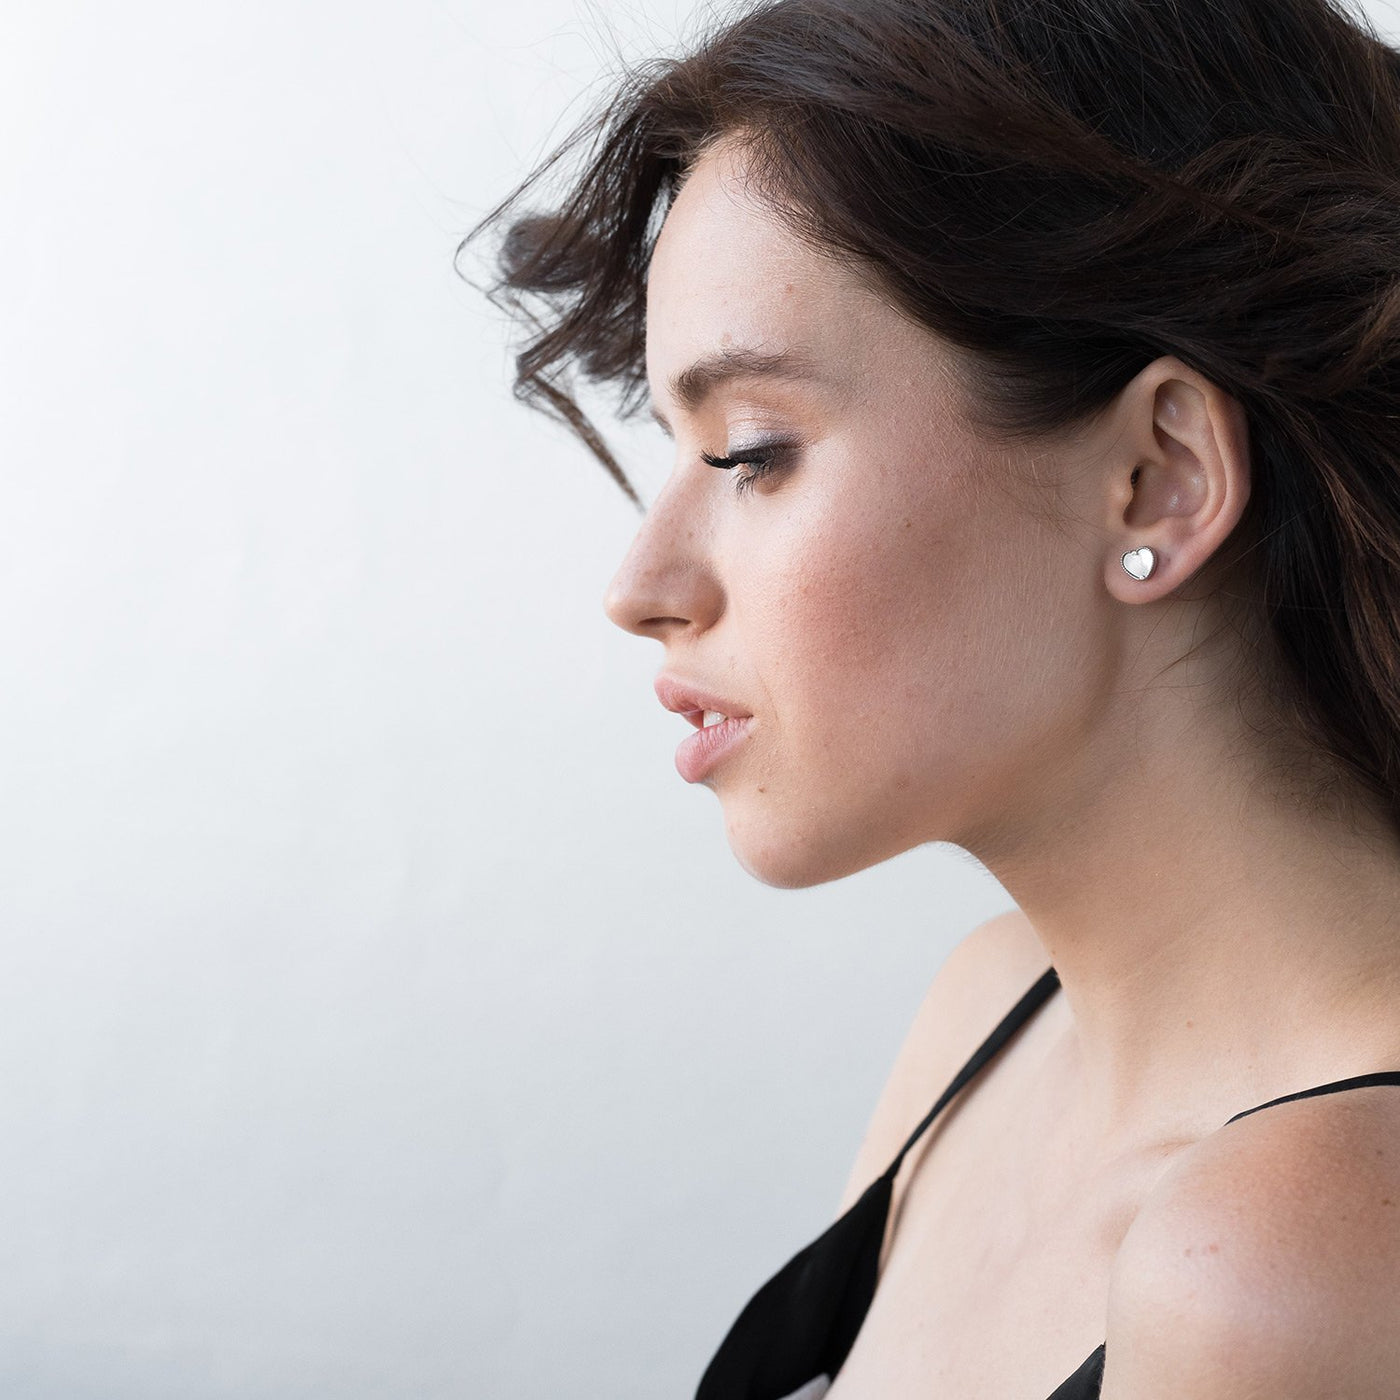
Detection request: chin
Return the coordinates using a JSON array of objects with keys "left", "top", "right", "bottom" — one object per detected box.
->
[{"left": 723, "top": 809, "right": 907, "bottom": 890}]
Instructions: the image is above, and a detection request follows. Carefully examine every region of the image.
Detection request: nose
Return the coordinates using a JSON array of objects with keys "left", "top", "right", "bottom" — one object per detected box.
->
[{"left": 601, "top": 471, "right": 723, "bottom": 639}]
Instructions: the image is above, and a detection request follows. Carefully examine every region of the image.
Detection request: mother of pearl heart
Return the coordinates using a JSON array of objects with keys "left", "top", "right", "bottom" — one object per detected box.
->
[{"left": 1121, "top": 545, "right": 1156, "bottom": 580}]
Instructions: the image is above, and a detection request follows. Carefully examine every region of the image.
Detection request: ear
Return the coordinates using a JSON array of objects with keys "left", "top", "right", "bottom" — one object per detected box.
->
[{"left": 1099, "top": 356, "right": 1252, "bottom": 605}]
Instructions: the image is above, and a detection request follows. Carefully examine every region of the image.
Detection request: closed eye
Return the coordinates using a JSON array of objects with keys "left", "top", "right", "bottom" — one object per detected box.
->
[{"left": 700, "top": 443, "right": 792, "bottom": 496}]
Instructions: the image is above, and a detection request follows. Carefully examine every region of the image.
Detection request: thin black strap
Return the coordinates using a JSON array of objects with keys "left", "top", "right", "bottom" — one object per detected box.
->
[
  {"left": 691, "top": 963, "right": 1063, "bottom": 1400},
  {"left": 1225, "top": 1070, "right": 1400, "bottom": 1125},
  {"left": 882, "top": 964, "right": 1061, "bottom": 1182}
]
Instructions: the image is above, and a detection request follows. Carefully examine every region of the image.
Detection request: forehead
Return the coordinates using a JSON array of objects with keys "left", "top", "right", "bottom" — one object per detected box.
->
[{"left": 645, "top": 141, "right": 884, "bottom": 396}]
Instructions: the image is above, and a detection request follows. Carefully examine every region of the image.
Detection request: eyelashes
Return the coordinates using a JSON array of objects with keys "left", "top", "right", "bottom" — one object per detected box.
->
[{"left": 700, "top": 443, "right": 790, "bottom": 497}]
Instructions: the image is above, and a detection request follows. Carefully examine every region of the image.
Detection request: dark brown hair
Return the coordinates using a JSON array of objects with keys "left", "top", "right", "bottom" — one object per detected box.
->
[{"left": 459, "top": 0, "right": 1400, "bottom": 826}]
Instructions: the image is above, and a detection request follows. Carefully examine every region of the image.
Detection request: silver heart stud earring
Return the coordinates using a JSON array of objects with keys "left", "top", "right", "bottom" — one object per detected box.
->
[{"left": 1121, "top": 545, "right": 1157, "bottom": 580}]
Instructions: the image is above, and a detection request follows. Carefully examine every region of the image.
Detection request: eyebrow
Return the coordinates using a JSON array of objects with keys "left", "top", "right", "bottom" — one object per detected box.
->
[{"left": 649, "top": 346, "right": 825, "bottom": 436}]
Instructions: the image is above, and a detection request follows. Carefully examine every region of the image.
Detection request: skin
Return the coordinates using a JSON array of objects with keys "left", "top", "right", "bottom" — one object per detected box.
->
[{"left": 602, "top": 135, "right": 1400, "bottom": 1395}]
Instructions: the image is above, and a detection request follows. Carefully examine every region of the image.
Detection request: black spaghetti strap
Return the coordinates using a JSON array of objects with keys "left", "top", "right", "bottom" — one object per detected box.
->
[
  {"left": 692, "top": 963, "right": 1062, "bottom": 1400},
  {"left": 1225, "top": 1069, "right": 1400, "bottom": 1124},
  {"left": 884, "top": 964, "right": 1061, "bottom": 1180}
]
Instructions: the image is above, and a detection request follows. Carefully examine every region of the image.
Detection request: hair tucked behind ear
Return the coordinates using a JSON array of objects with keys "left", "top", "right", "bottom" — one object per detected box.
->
[{"left": 457, "top": 0, "right": 1400, "bottom": 828}]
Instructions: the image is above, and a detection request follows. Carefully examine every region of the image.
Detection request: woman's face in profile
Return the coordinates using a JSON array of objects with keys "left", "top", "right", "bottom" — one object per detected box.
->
[{"left": 605, "top": 136, "right": 1115, "bottom": 887}]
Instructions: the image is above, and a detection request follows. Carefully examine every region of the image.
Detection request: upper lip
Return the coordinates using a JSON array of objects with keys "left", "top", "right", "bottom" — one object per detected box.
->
[{"left": 654, "top": 674, "right": 754, "bottom": 729}]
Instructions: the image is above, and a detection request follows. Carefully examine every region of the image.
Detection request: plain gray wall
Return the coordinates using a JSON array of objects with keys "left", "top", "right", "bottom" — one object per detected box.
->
[{"left": 2, "top": 1, "right": 1396, "bottom": 1396}]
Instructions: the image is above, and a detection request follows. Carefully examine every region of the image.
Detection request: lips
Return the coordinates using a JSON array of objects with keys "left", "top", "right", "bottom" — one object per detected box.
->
[
  {"left": 674, "top": 714, "right": 753, "bottom": 783},
  {"left": 654, "top": 674, "right": 753, "bottom": 728}
]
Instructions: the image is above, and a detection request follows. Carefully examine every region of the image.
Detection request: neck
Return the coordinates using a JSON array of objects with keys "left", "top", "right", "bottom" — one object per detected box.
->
[{"left": 972, "top": 665, "right": 1400, "bottom": 1159}]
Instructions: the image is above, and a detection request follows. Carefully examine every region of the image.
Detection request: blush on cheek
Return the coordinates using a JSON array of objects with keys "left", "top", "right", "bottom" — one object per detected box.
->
[{"left": 783, "top": 538, "right": 963, "bottom": 680}]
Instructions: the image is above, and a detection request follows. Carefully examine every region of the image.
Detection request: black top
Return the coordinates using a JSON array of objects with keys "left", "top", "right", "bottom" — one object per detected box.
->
[{"left": 694, "top": 964, "right": 1400, "bottom": 1400}]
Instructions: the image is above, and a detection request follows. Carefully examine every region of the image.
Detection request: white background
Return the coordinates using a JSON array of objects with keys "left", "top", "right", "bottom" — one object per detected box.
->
[{"left": 1, "top": 2, "right": 1395, "bottom": 1395}]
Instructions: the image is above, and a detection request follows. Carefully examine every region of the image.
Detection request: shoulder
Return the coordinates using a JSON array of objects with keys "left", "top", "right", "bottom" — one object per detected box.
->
[
  {"left": 835, "top": 906, "right": 1050, "bottom": 1212},
  {"left": 1101, "top": 1085, "right": 1400, "bottom": 1398}
]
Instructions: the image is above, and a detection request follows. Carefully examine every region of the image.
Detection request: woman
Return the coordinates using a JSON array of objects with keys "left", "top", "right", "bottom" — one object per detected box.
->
[{"left": 464, "top": 0, "right": 1400, "bottom": 1393}]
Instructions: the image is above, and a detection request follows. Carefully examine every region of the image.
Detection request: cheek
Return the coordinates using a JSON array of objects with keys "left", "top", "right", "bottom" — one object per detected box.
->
[
  {"left": 761, "top": 493, "right": 984, "bottom": 693},
  {"left": 749, "top": 492, "right": 1090, "bottom": 775}
]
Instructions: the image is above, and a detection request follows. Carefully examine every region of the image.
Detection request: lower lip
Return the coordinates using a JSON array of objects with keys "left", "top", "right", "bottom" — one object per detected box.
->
[{"left": 675, "top": 716, "right": 754, "bottom": 782}]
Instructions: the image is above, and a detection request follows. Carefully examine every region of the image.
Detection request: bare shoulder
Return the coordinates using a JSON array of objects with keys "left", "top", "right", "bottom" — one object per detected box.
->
[
  {"left": 835, "top": 906, "right": 1051, "bottom": 1212},
  {"left": 1102, "top": 1085, "right": 1400, "bottom": 1398}
]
